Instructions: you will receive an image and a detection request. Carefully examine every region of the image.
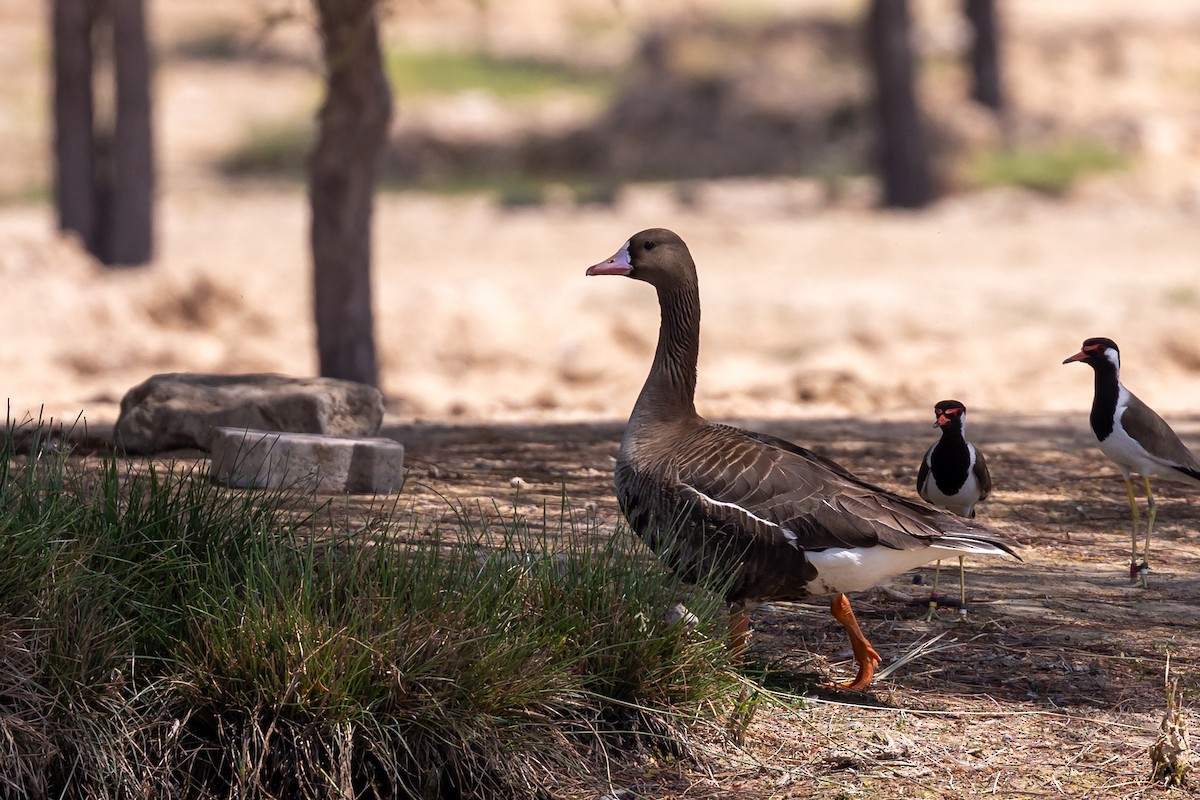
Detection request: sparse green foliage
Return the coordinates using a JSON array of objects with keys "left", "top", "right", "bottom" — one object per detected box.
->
[
  {"left": 172, "top": 27, "right": 244, "bottom": 61},
  {"left": 424, "top": 174, "right": 617, "bottom": 207},
  {"left": 0, "top": 180, "right": 51, "bottom": 207},
  {"left": 385, "top": 50, "right": 612, "bottom": 99},
  {"left": 218, "top": 119, "right": 313, "bottom": 178},
  {"left": 0, "top": 417, "right": 742, "bottom": 799},
  {"left": 966, "top": 140, "right": 1127, "bottom": 195},
  {"left": 1165, "top": 285, "right": 1200, "bottom": 308}
]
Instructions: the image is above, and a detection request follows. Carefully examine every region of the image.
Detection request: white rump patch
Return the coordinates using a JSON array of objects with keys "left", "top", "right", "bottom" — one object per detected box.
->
[{"left": 806, "top": 538, "right": 1007, "bottom": 595}]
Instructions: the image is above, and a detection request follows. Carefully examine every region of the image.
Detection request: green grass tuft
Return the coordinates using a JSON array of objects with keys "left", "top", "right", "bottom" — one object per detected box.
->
[
  {"left": 397, "top": 174, "right": 618, "bottom": 208},
  {"left": 385, "top": 50, "right": 613, "bottom": 100},
  {"left": 217, "top": 119, "right": 313, "bottom": 178},
  {"left": 966, "top": 140, "right": 1128, "bottom": 196},
  {"left": 172, "top": 28, "right": 244, "bottom": 61},
  {"left": 0, "top": 415, "right": 744, "bottom": 799},
  {"left": 0, "top": 180, "right": 51, "bottom": 207}
]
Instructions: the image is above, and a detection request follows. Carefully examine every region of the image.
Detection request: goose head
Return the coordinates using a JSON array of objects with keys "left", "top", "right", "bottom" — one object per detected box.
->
[{"left": 585, "top": 228, "right": 695, "bottom": 289}]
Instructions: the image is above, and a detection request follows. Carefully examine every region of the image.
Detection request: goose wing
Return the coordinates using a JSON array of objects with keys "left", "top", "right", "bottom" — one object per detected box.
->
[{"left": 672, "top": 424, "right": 996, "bottom": 556}]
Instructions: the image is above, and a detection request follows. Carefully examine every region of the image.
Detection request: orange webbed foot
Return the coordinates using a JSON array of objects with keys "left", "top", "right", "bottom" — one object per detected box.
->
[{"left": 827, "top": 593, "right": 882, "bottom": 691}]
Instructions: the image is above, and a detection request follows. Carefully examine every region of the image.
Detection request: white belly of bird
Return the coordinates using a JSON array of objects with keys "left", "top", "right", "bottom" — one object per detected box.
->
[
  {"left": 806, "top": 544, "right": 966, "bottom": 595},
  {"left": 1099, "top": 424, "right": 1160, "bottom": 478},
  {"left": 1100, "top": 398, "right": 1192, "bottom": 482},
  {"left": 922, "top": 465, "right": 981, "bottom": 517}
]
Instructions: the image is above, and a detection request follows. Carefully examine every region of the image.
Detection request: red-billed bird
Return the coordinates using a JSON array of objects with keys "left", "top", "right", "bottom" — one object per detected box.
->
[
  {"left": 1064, "top": 337, "right": 1200, "bottom": 587},
  {"left": 917, "top": 400, "right": 992, "bottom": 619}
]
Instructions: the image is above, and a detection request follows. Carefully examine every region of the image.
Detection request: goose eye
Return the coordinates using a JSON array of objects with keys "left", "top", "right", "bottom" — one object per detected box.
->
[{"left": 643, "top": 241, "right": 657, "bottom": 251}]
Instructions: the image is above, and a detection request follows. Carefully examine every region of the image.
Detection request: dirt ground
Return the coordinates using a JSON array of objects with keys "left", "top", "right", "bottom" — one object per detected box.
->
[
  {"left": 364, "top": 412, "right": 1200, "bottom": 798},
  {"left": 7, "top": 0, "right": 1200, "bottom": 796}
]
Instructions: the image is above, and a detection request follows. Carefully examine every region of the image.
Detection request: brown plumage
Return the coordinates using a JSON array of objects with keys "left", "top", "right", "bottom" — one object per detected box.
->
[{"left": 587, "top": 228, "right": 1019, "bottom": 690}]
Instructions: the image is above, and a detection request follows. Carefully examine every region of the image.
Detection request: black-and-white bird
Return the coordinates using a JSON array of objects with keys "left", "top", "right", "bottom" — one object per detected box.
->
[
  {"left": 586, "top": 228, "right": 1019, "bottom": 690},
  {"left": 1064, "top": 337, "right": 1200, "bottom": 587},
  {"left": 916, "top": 400, "right": 992, "bottom": 619}
]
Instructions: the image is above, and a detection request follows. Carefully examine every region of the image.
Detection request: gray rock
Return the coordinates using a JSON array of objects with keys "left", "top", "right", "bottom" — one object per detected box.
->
[
  {"left": 209, "top": 427, "right": 404, "bottom": 494},
  {"left": 663, "top": 602, "right": 699, "bottom": 630},
  {"left": 114, "top": 373, "right": 384, "bottom": 454}
]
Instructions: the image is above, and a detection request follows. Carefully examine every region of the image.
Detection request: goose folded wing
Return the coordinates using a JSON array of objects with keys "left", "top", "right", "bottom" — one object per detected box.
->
[{"left": 672, "top": 428, "right": 971, "bottom": 556}]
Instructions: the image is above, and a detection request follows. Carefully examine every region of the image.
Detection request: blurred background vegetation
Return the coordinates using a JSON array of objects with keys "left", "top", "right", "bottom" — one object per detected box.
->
[
  {"left": 15, "top": 0, "right": 1180, "bottom": 217},
  {"left": 6, "top": 0, "right": 1200, "bottom": 406}
]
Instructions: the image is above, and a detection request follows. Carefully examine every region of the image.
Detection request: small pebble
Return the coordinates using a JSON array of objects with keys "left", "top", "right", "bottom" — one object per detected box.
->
[{"left": 663, "top": 603, "right": 699, "bottom": 630}]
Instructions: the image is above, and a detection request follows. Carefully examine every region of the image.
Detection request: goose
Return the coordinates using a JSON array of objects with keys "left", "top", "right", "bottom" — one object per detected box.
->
[
  {"left": 916, "top": 400, "right": 992, "bottom": 619},
  {"left": 586, "top": 228, "right": 1019, "bottom": 690},
  {"left": 1063, "top": 337, "right": 1200, "bottom": 587}
]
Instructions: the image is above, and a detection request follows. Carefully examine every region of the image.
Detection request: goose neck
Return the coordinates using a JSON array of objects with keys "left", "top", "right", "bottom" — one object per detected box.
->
[{"left": 630, "top": 281, "right": 701, "bottom": 425}]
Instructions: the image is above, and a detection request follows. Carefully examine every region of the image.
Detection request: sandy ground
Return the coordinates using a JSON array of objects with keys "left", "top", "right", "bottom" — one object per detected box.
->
[
  {"left": 6, "top": 185, "right": 1200, "bottom": 432},
  {"left": 5, "top": 1, "right": 1200, "bottom": 432},
  {"left": 231, "top": 410, "right": 1200, "bottom": 798}
]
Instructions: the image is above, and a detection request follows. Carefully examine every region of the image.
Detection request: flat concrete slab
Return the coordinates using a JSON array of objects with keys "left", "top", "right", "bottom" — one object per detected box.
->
[{"left": 209, "top": 427, "right": 405, "bottom": 494}]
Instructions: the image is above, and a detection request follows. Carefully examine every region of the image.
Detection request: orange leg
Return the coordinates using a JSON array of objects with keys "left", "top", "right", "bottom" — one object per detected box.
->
[
  {"left": 728, "top": 603, "right": 750, "bottom": 660},
  {"left": 829, "top": 593, "right": 882, "bottom": 691}
]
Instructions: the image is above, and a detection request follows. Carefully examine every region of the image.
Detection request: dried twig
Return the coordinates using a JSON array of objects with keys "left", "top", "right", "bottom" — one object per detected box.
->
[{"left": 1150, "top": 652, "right": 1191, "bottom": 788}]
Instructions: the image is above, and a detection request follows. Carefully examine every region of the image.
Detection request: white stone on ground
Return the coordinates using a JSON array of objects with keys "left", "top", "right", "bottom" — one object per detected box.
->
[{"left": 209, "top": 426, "right": 404, "bottom": 494}]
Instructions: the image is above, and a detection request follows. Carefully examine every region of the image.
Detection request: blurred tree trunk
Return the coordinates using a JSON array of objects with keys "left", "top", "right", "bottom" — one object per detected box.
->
[
  {"left": 310, "top": 0, "right": 392, "bottom": 388},
  {"left": 106, "top": 0, "right": 155, "bottom": 264},
  {"left": 866, "top": 0, "right": 933, "bottom": 208},
  {"left": 51, "top": 0, "right": 155, "bottom": 266},
  {"left": 963, "top": 0, "right": 1003, "bottom": 110},
  {"left": 52, "top": 0, "right": 97, "bottom": 251}
]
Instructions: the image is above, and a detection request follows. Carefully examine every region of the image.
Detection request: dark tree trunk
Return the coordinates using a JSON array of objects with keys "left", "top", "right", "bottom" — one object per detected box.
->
[
  {"left": 310, "top": 0, "right": 392, "bottom": 388},
  {"left": 866, "top": 0, "right": 933, "bottom": 209},
  {"left": 52, "top": 0, "right": 97, "bottom": 250},
  {"left": 51, "top": 0, "right": 154, "bottom": 266},
  {"left": 107, "top": 0, "right": 155, "bottom": 265},
  {"left": 963, "top": 0, "right": 1003, "bottom": 111}
]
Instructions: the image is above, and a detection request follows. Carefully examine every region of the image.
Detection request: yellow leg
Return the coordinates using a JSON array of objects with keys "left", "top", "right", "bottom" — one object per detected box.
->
[
  {"left": 1138, "top": 476, "right": 1155, "bottom": 588},
  {"left": 925, "top": 559, "right": 942, "bottom": 620},
  {"left": 956, "top": 555, "right": 968, "bottom": 621},
  {"left": 1125, "top": 478, "right": 1141, "bottom": 584}
]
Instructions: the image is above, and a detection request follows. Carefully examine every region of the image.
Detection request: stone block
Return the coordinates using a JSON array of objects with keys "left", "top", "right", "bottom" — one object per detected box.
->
[
  {"left": 209, "top": 427, "right": 405, "bottom": 494},
  {"left": 114, "top": 373, "right": 384, "bottom": 454}
]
